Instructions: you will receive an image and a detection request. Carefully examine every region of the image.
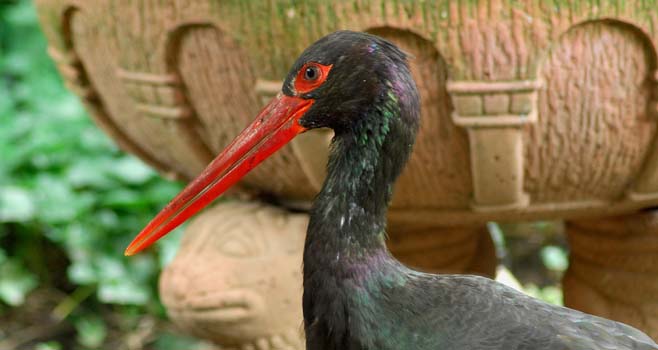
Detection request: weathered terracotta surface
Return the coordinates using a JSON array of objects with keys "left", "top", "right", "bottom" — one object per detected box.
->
[
  {"left": 564, "top": 211, "right": 658, "bottom": 340},
  {"left": 159, "top": 202, "right": 306, "bottom": 349},
  {"left": 35, "top": 0, "right": 658, "bottom": 221},
  {"left": 34, "top": 0, "right": 658, "bottom": 346}
]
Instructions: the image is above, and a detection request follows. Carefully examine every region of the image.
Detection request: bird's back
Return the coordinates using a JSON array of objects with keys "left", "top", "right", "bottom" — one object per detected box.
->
[{"left": 346, "top": 271, "right": 658, "bottom": 350}]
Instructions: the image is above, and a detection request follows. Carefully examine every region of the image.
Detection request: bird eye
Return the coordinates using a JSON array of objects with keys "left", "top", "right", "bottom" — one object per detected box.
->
[
  {"left": 294, "top": 62, "right": 332, "bottom": 94},
  {"left": 303, "top": 65, "right": 320, "bottom": 81}
]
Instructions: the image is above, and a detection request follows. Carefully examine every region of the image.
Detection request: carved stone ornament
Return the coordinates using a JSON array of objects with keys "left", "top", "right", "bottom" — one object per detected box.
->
[
  {"left": 34, "top": 0, "right": 658, "bottom": 344},
  {"left": 160, "top": 202, "right": 306, "bottom": 349}
]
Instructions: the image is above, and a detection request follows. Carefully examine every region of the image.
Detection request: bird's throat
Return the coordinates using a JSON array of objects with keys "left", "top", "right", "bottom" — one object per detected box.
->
[
  {"left": 301, "top": 114, "right": 416, "bottom": 349},
  {"left": 306, "top": 110, "right": 399, "bottom": 266}
]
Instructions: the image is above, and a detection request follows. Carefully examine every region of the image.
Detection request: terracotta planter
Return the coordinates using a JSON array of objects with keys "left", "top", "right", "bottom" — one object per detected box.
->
[{"left": 35, "top": 0, "right": 658, "bottom": 347}]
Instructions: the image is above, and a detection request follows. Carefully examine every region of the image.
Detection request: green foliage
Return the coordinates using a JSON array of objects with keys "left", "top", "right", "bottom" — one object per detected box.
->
[
  {"left": 0, "top": 256, "right": 38, "bottom": 306},
  {"left": 540, "top": 245, "right": 569, "bottom": 273},
  {"left": 152, "top": 332, "right": 214, "bottom": 350},
  {"left": 74, "top": 315, "right": 108, "bottom": 348},
  {"left": 0, "top": 0, "right": 186, "bottom": 347},
  {"left": 35, "top": 342, "right": 63, "bottom": 350}
]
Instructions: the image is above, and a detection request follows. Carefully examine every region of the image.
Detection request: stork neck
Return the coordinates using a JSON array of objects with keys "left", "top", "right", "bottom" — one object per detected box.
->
[
  {"left": 307, "top": 152, "right": 389, "bottom": 259},
  {"left": 301, "top": 103, "right": 414, "bottom": 348},
  {"left": 305, "top": 96, "right": 410, "bottom": 264}
]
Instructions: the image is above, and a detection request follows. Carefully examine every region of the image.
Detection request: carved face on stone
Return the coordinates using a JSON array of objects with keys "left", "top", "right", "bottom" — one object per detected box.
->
[{"left": 159, "top": 201, "right": 307, "bottom": 348}]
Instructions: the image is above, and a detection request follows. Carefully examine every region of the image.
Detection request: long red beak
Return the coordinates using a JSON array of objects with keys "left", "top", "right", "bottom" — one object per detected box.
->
[{"left": 125, "top": 93, "right": 312, "bottom": 256}]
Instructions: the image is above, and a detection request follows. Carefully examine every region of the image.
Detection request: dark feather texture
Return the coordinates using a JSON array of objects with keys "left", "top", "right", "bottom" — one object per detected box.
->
[{"left": 292, "top": 31, "right": 658, "bottom": 350}]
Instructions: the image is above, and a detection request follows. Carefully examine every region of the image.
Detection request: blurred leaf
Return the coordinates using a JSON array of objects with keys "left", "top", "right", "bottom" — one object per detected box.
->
[
  {"left": 153, "top": 332, "right": 212, "bottom": 350},
  {"left": 68, "top": 261, "right": 98, "bottom": 285},
  {"left": 144, "top": 180, "right": 184, "bottom": 204},
  {"left": 102, "top": 189, "right": 150, "bottom": 210},
  {"left": 127, "top": 254, "right": 157, "bottom": 280},
  {"left": 35, "top": 342, "right": 63, "bottom": 350},
  {"left": 0, "top": 186, "right": 35, "bottom": 222},
  {"left": 66, "top": 159, "right": 115, "bottom": 189},
  {"left": 109, "top": 156, "right": 155, "bottom": 185},
  {"left": 45, "top": 93, "right": 86, "bottom": 120},
  {"left": 487, "top": 222, "right": 507, "bottom": 259},
  {"left": 5, "top": 1, "right": 38, "bottom": 28},
  {"left": 0, "top": 259, "right": 38, "bottom": 306},
  {"left": 540, "top": 245, "right": 568, "bottom": 272},
  {"left": 95, "top": 255, "right": 126, "bottom": 281},
  {"left": 74, "top": 315, "right": 107, "bottom": 349},
  {"left": 33, "top": 176, "right": 92, "bottom": 222},
  {"left": 156, "top": 227, "right": 184, "bottom": 268},
  {"left": 95, "top": 255, "right": 155, "bottom": 305},
  {"left": 98, "top": 278, "right": 150, "bottom": 305}
]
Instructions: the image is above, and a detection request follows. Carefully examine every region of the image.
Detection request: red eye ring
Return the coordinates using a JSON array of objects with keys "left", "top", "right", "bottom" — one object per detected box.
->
[{"left": 294, "top": 62, "right": 332, "bottom": 94}]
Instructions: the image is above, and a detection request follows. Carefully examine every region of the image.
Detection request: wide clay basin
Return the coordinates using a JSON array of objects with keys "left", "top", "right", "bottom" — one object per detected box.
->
[{"left": 34, "top": 0, "right": 658, "bottom": 226}]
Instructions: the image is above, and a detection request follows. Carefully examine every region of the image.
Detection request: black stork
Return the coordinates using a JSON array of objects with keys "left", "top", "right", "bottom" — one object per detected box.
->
[{"left": 125, "top": 31, "right": 658, "bottom": 350}]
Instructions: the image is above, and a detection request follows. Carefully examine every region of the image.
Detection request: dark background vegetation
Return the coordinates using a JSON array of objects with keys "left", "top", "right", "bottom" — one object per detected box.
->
[
  {"left": 0, "top": 1, "right": 567, "bottom": 349},
  {"left": 0, "top": 1, "right": 213, "bottom": 349}
]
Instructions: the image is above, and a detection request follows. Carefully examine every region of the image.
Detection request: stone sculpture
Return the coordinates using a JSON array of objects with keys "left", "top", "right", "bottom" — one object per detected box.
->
[
  {"left": 34, "top": 0, "right": 658, "bottom": 346},
  {"left": 160, "top": 202, "right": 305, "bottom": 349}
]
